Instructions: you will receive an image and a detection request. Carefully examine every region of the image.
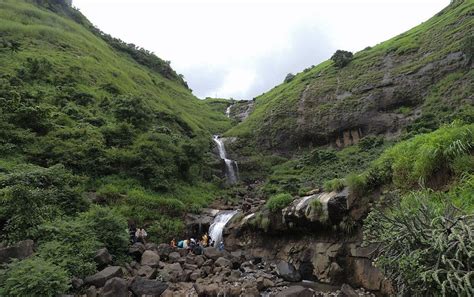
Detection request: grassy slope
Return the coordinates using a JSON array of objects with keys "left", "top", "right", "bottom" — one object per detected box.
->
[
  {"left": 226, "top": 0, "right": 473, "bottom": 146},
  {"left": 0, "top": 0, "right": 231, "bottom": 134},
  {"left": 0, "top": 0, "right": 232, "bottom": 241}
]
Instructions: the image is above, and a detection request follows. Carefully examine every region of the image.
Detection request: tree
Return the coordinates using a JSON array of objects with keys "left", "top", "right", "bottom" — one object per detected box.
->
[
  {"left": 284, "top": 73, "right": 295, "bottom": 83},
  {"left": 331, "top": 50, "right": 353, "bottom": 68}
]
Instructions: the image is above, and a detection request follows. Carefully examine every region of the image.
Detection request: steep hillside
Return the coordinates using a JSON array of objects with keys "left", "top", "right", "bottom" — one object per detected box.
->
[
  {"left": 0, "top": 0, "right": 231, "bottom": 188},
  {"left": 227, "top": 0, "right": 473, "bottom": 150},
  {"left": 0, "top": 0, "right": 231, "bottom": 261}
]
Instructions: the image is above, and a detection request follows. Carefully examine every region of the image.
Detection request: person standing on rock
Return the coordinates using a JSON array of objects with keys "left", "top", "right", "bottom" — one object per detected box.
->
[
  {"left": 129, "top": 224, "right": 137, "bottom": 244},
  {"left": 201, "top": 233, "right": 209, "bottom": 247},
  {"left": 135, "top": 228, "right": 148, "bottom": 244},
  {"left": 218, "top": 241, "right": 224, "bottom": 251}
]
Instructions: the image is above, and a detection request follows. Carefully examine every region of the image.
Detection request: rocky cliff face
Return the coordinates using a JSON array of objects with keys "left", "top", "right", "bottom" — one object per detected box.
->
[
  {"left": 223, "top": 188, "right": 393, "bottom": 295},
  {"left": 226, "top": 0, "right": 473, "bottom": 151}
]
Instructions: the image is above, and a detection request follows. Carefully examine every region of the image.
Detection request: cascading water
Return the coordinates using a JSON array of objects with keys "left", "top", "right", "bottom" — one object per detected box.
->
[
  {"left": 208, "top": 210, "right": 238, "bottom": 247},
  {"left": 226, "top": 105, "right": 232, "bottom": 118},
  {"left": 213, "top": 135, "right": 239, "bottom": 184}
]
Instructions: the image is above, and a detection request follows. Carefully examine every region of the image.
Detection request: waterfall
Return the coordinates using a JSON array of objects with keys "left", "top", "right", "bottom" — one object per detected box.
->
[
  {"left": 226, "top": 105, "right": 232, "bottom": 118},
  {"left": 213, "top": 135, "right": 239, "bottom": 184},
  {"left": 208, "top": 210, "right": 238, "bottom": 247}
]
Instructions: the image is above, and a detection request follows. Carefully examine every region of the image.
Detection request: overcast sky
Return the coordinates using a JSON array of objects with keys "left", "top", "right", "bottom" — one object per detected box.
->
[{"left": 73, "top": 0, "right": 449, "bottom": 100}]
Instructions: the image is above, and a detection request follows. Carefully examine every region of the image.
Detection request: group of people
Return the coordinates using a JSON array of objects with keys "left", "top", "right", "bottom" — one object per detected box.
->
[
  {"left": 170, "top": 233, "right": 225, "bottom": 255},
  {"left": 128, "top": 225, "right": 226, "bottom": 254},
  {"left": 128, "top": 225, "right": 148, "bottom": 244}
]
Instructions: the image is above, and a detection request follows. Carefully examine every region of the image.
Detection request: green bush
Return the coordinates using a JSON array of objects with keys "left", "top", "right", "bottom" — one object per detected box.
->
[
  {"left": 462, "top": 35, "right": 474, "bottom": 62},
  {"left": 284, "top": 73, "right": 295, "bottom": 83},
  {"left": 80, "top": 207, "right": 128, "bottom": 258},
  {"left": 0, "top": 257, "right": 70, "bottom": 297},
  {"left": 36, "top": 218, "right": 101, "bottom": 278},
  {"left": 346, "top": 173, "right": 367, "bottom": 198},
  {"left": 380, "top": 123, "right": 473, "bottom": 189},
  {"left": 323, "top": 178, "right": 345, "bottom": 192},
  {"left": 364, "top": 190, "right": 474, "bottom": 296},
  {"left": 266, "top": 193, "right": 293, "bottom": 212},
  {"left": 147, "top": 217, "right": 184, "bottom": 243},
  {"left": 330, "top": 50, "right": 353, "bottom": 68},
  {"left": 0, "top": 164, "right": 87, "bottom": 242}
]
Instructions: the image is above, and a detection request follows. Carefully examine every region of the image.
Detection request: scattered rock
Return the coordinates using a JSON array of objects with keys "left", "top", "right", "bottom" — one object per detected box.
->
[
  {"left": 129, "top": 277, "right": 168, "bottom": 297},
  {"left": 215, "top": 256, "right": 232, "bottom": 268},
  {"left": 84, "top": 266, "right": 123, "bottom": 288},
  {"left": 276, "top": 286, "right": 314, "bottom": 297},
  {"left": 203, "top": 247, "right": 223, "bottom": 260},
  {"left": 168, "top": 251, "right": 181, "bottom": 263},
  {"left": 101, "top": 277, "right": 128, "bottom": 297},
  {"left": 157, "top": 243, "right": 173, "bottom": 260},
  {"left": 353, "top": 258, "right": 384, "bottom": 291},
  {"left": 140, "top": 250, "right": 160, "bottom": 268},
  {"left": 86, "top": 286, "right": 97, "bottom": 297},
  {"left": 71, "top": 277, "right": 84, "bottom": 290},
  {"left": 341, "top": 283, "right": 359, "bottom": 297},
  {"left": 277, "top": 261, "right": 302, "bottom": 282},
  {"left": 93, "top": 248, "right": 112, "bottom": 267},
  {"left": 129, "top": 243, "right": 145, "bottom": 261},
  {"left": 194, "top": 282, "right": 219, "bottom": 296},
  {"left": 137, "top": 265, "right": 157, "bottom": 279},
  {"left": 159, "top": 263, "right": 184, "bottom": 282}
]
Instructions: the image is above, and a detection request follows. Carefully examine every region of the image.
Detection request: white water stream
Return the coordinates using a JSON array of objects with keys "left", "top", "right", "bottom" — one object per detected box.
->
[
  {"left": 208, "top": 210, "right": 238, "bottom": 247},
  {"left": 213, "top": 135, "right": 239, "bottom": 184}
]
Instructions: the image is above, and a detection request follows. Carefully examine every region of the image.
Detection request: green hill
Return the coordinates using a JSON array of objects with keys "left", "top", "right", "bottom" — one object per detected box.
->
[
  {"left": 0, "top": 0, "right": 231, "bottom": 187},
  {"left": 226, "top": 0, "right": 473, "bottom": 150},
  {"left": 0, "top": 0, "right": 231, "bottom": 256}
]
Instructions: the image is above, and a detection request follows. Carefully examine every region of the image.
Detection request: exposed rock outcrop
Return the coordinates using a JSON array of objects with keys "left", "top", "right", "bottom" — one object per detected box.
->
[{"left": 0, "top": 240, "right": 34, "bottom": 264}]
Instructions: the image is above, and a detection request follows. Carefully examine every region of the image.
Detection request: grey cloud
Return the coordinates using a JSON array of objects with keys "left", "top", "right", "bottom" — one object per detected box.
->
[{"left": 183, "top": 23, "right": 335, "bottom": 100}]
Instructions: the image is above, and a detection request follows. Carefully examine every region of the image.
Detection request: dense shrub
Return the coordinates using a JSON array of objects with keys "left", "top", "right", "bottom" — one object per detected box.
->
[
  {"left": 112, "top": 96, "right": 152, "bottom": 129},
  {"left": 147, "top": 217, "right": 184, "bottom": 243},
  {"left": 284, "top": 73, "right": 295, "bottom": 83},
  {"left": 0, "top": 257, "right": 70, "bottom": 297},
  {"left": 346, "top": 173, "right": 368, "bottom": 199},
  {"left": 364, "top": 190, "right": 474, "bottom": 296},
  {"left": 34, "top": 214, "right": 107, "bottom": 278},
  {"left": 330, "top": 50, "right": 353, "bottom": 68},
  {"left": 266, "top": 193, "right": 293, "bottom": 212},
  {"left": 380, "top": 123, "right": 473, "bottom": 189},
  {"left": 17, "top": 57, "right": 53, "bottom": 82},
  {"left": 80, "top": 207, "right": 128, "bottom": 258},
  {"left": 462, "top": 35, "right": 474, "bottom": 63},
  {"left": 323, "top": 178, "right": 345, "bottom": 192},
  {"left": 0, "top": 164, "right": 87, "bottom": 242}
]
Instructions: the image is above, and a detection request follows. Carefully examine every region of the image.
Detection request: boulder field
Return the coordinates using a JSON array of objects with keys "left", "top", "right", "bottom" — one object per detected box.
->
[{"left": 70, "top": 243, "right": 375, "bottom": 297}]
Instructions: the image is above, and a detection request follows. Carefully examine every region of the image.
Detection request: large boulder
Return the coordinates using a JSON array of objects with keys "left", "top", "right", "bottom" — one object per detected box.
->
[
  {"left": 352, "top": 258, "right": 384, "bottom": 291},
  {"left": 129, "top": 277, "right": 168, "bottom": 297},
  {"left": 159, "top": 263, "right": 184, "bottom": 282},
  {"left": 101, "top": 277, "right": 128, "bottom": 297},
  {"left": 93, "top": 248, "right": 112, "bottom": 268},
  {"left": 168, "top": 251, "right": 181, "bottom": 263},
  {"left": 203, "top": 247, "right": 223, "bottom": 260},
  {"left": 194, "top": 282, "right": 219, "bottom": 296},
  {"left": 129, "top": 243, "right": 145, "bottom": 261},
  {"left": 84, "top": 266, "right": 123, "bottom": 288},
  {"left": 214, "top": 257, "right": 232, "bottom": 269},
  {"left": 137, "top": 265, "right": 157, "bottom": 279},
  {"left": 140, "top": 250, "right": 160, "bottom": 268},
  {"left": 0, "top": 240, "right": 34, "bottom": 264},
  {"left": 276, "top": 261, "right": 301, "bottom": 282},
  {"left": 156, "top": 243, "right": 173, "bottom": 260}
]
